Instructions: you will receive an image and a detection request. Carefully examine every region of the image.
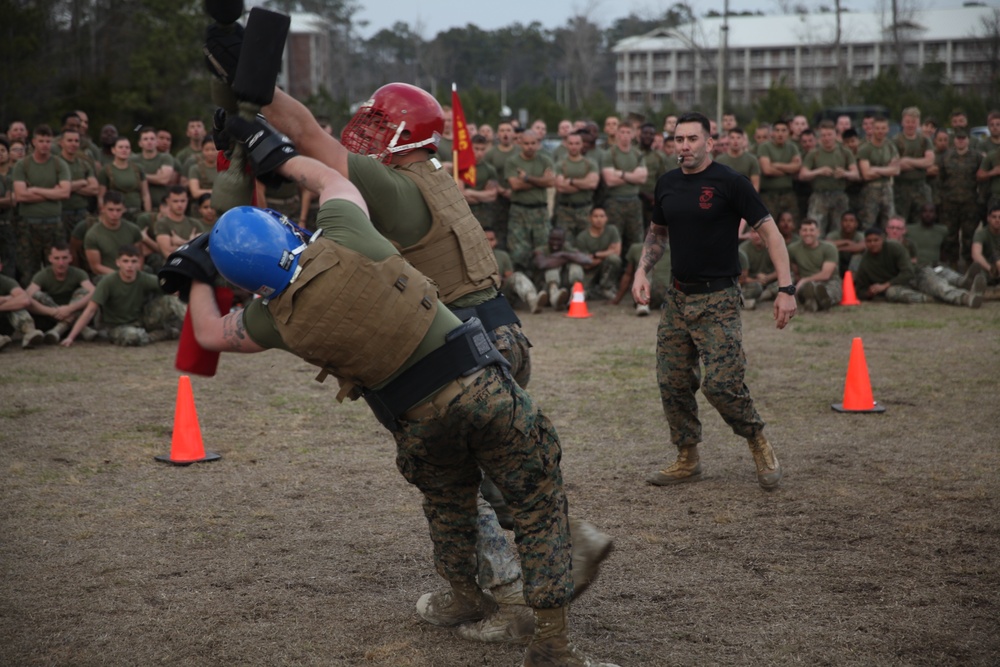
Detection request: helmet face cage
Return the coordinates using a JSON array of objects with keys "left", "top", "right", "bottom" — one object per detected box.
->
[
  {"left": 340, "top": 84, "right": 444, "bottom": 164},
  {"left": 341, "top": 106, "right": 401, "bottom": 163}
]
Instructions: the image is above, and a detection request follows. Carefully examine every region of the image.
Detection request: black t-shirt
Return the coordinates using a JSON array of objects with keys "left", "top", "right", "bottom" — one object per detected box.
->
[{"left": 652, "top": 161, "right": 770, "bottom": 281}]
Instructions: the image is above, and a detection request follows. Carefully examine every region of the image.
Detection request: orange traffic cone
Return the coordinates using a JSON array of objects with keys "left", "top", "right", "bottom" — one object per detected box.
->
[
  {"left": 840, "top": 270, "right": 861, "bottom": 306},
  {"left": 566, "top": 282, "right": 591, "bottom": 318},
  {"left": 155, "top": 375, "right": 222, "bottom": 464},
  {"left": 831, "top": 337, "right": 885, "bottom": 413}
]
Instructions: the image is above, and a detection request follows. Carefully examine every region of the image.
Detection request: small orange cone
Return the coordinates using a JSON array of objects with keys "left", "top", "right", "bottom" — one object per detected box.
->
[
  {"left": 155, "top": 375, "right": 222, "bottom": 464},
  {"left": 831, "top": 337, "right": 885, "bottom": 413},
  {"left": 840, "top": 270, "right": 861, "bottom": 306},
  {"left": 566, "top": 282, "right": 591, "bottom": 318}
]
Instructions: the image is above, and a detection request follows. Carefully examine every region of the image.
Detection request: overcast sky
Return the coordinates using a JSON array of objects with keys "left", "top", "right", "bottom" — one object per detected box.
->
[{"left": 352, "top": 0, "right": 967, "bottom": 38}]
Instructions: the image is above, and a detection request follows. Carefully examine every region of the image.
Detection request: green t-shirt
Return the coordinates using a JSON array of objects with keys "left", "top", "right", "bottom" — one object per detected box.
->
[
  {"left": 980, "top": 149, "right": 1000, "bottom": 198},
  {"left": 600, "top": 146, "right": 645, "bottom": 197},
  {"left": 640, "top": 147, "right": 670, "bottom": 195},
  {"left": 787, "top": 240, "right": 840, "bottom": 282},
  {"left": 98, "top": 163, "right": 145, "bottom": 210},
  {"left": 738, "top": 239, "right": 775, "bottom": 275},
  {"left": 625, "top": 241, "right": 671, "bottom": 285},
  {"left": 494, "top": 248, "right": 514, "bottom": 279},
  {"left": 855, "top": 240, "right": 914, "bottom": 292},
  {"left": 905, "top": 223, "right": 948, "bottom": 267},
  {"left": 893, "top": 133, "right": 932, "bottom": 182},
  {"left": 187, "top": 158, "right": 217, "bottom": 190},
  {"left": 30, "top": 266, "right": 90, "bottom": 304},
  {"left": 0, "top": 170, "right": 12, "bottom": 222},
  {"left": 132, "top": 152, "right": 176, "bottom": 205},
  {"left": 972, "top": 225, "right": 1000, "bottom": 261},
  {"left": 153, "top": 216, "right": 206, "bottom": 241},
  {"left": 0, "top": 274, "right": 20, "bottom": 297},
  {"left": 484, "top": 146, "right": 517, "bottom": 188},
  {"left": 92, "top": 271, "right": 161, "bottom": 326},
  {"left": 574, "top": 225, "right": 620, "bottom": 255},
  {"left": 757, "top": 141, "right": 800, "bottom": 191},
  {"left": 241, "top": 198, "right": 462, "bottom": 389},
  {"left": 802, "top": 145, "right": 856, "bottom": 191},
  {"left": 555, "top": 156, "right": 598, "bottom": 205},
  {"left": 469, "top": 161, "right": 499, "bottom": 222},
  {"left": 84, "top": 221, "right": 144, "bottom": 270},
  {"left": 857, "top": 141, "right": 900, "bottom": 184},
  {"left": 506, "top": 152, "right": 554, "bottom": 206},
  {"left": 12, "top": 155, "right": 72, "bottom": 218},
  {"left": 62, "top": 155, "right": 97, "bottom": 210},
  {"left": 715, "top": 152, "right": 760, "bottom": 184}
]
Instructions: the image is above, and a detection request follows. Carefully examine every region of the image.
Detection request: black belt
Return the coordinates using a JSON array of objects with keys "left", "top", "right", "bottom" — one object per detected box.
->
[
  {"left": 609, "top": 195, "right": 637, "bottom": 201},
  {"left": 449, "top": 293, "right": 520, "bottom": 334},
  {"left": 558, "top": 201, "right": 591, "bottom": 209},
  {"left": 362, "top": 317, "right": 510, "bottom": 432},
  {"left": 671, "top": 276, "right": 736, "bottom": 295},
  {"left": 512, "top": 202, "right": 547, "bottom": 209}
]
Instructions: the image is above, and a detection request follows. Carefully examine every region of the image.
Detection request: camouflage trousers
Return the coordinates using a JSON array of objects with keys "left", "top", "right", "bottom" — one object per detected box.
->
[
  {"left": 393, "top": 365, "right": 572, "bottom": 607},
  {"left": 544, "top": 263, "right": 584, "bottom": 290},
  {"left": 603, "top": 196, "right": 644, "bottom": 258},
  {"left": 582, "top": 255, "right": 623, "bottom": 298},
  {"left": 106, "top": 295, "right": 185, "bottom": 346},
  {"left": 741, "top": 281, "right": 780, "bottom": 302},
  {"left": 911, "top": 266, "right": 966, "bottom": 305},
  {"left": 31, "top": 288, "right": 90, "bottom": 331},
  {"left": 858, "top": 181, "right": 895, "bottom": 229},
  {"left": 648, "top": 276, "right": 670, "bottom": 310},
  {"left": 17, "top": 216, "right": 66, "bottom": 287},
  {"left": 61, "top": 207, "right": 90, "bottom": 240},
  {"left": 878, "top": 285, "right": 931, "bottom": 304},
  {"left": 807, "top": 190, "right": 850, "bottom": 236},
  {"left": 502, "top": 271, "right": 540, "bottom": 311},
  {"left": 492, "top": 321, "right": 532, "bottom": 389},
  {"left": 508, "top": 204, "right": 550, "bottom": 271},
  {"left": 552, "top": 204, "right": 591, "bottom": 239},
  {"left": 0, "top": 221, "right": 17, "bottom": 278},
  {"left": 939, "top": 197, "right": 982, "bottom": 265},
  {"left": 474, "top": 493, "right": 521, "bottom": 589},
  {"left": 894, "top": 180, "right": 932, "bottom": 226},
  {"left": 760, "top": 189, "right": 799, "bottom": 221},
  {"left": 656, "top": 285, "right": 765, "bottom": 448},
  {"left": 1, "top": 306, "right": 36, "bottom": 337}
]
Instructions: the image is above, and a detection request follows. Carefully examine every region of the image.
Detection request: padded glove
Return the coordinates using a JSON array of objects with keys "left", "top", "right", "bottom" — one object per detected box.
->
[
  {"left": 225, "top": 114, "right": 298, "bottom": 187},
  {"left": 203, "top": 22, "right": 244, "bottom": 84},
  {"left": 158, "top": 233, "right": 218, "bottom": 302}
]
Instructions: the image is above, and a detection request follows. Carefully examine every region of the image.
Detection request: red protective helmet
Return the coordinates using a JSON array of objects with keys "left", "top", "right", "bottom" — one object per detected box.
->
[{"left": 341, "top": 83, "right": 444, "bottom": 163}]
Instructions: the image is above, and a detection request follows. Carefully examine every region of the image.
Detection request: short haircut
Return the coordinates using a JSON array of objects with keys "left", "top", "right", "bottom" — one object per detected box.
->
[
  {"left": 901, "top": 106, "right": 921, "bottom": 119},
  {"left": 33, "top": 124, "right": 54, "bottom": 137},
  {"left": 989, "top": 204, "right": 1000, "bottom": 216},
  {"left": 729, "top": 127, "right": 745, "bottom": 136},
  {"left": 873, "top": 116, "right": 889, "bottom": 124},
  {"left": 103, "top": 191, "right": 125, "bottom": 205},
  {"left": 471, "top": 134, "right": 489, "bottom": 145},
  {"left": 842, "top": 129, "right": 858, "bottom": 140},
  {"left": 139, "top": 125, "right": 156, "bottom": 136},
  {"left": 641, "top": 122, "right": 657, "bottom": 131},
  {"left": 772, "top": 119, "right": 789, "bottom": 129},
  {"left": 817, "top": 120, "right": 836, "bottom": 131},
  {"left": 49, "top": 240, "right": 71, "bottom": 253},
  {"left": 196, "top": 193, "right": 212, "bottom": 206},
  {"left": 864, "top": 226, "right": 886, "bottom": 237},
  {"left": 841, "top": 210, "right": 858, "bottom": 220},
  {"left": 60, "top": 111, "right": 80, "bottom": 125},
  {"left": 987, "top": 110, "right": 1000, "bottom": 123},
  {"left": 202, "top": 133, "right": 216, "bottom": 146},
  {"left": 676, "top": 112, "right": 711, "bottom": 134},
  {"left": 800, "top": 218, "right": 819, "bottom": 228},
  {"left": 117, "top": 244, "right": 141, "bottom": 258},
  {"left": 168, "top": 185, "right": 188, "bottom": 197}
]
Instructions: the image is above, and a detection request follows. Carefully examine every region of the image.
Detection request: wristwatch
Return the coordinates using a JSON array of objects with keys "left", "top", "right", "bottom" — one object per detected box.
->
[{"left": 777, "top": 284, "right": 796, "bottom": 296}]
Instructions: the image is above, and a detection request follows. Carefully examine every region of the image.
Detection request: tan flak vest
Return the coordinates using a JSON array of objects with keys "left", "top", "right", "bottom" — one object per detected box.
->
[
  {"left": 393, "top": 159, "right": 500, "bottom": 304},
  {"left": 268, "top": 239, "right": 438, "bottom": 390}
]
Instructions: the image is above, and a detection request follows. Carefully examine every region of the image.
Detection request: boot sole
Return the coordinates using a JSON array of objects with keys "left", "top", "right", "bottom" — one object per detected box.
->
[
  {"left": 646, "top": 470, "right": 705, "bottom": 486},
  {"left": 570, "top": 540, "right": 614, "bottom": 602}
]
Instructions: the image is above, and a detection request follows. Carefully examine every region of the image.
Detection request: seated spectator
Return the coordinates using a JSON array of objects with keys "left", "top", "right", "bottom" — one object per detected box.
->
[
  {"left": 776, "top": 210, "right": 799, "bottom": 245},
  {"left": 83, "top": 191, "right": 145, "bottom": 277},
  {"left": 826, "top": 210, "right": 866, "bottom": 277},
  {"left": 0, "top": 259, "right": 45, "bottom": 350},
  {"left": 196, "top": 193, "right": 217, "bottom": 228},
  {"left": 573, "top": 206, "right": 622, "bottom": 300},
  {"left": 485, "top": 226, "right": 547, "bottom": 314},
  {"left": 788, "top": 218, "right": 842, "bottom": 311},
  {"left": 854, "top": 227, "right": 982, "bottom": 307},
  {"left": 971, "top": 205, "right": 1000, "bottom": 286},
  {"left": 62, "top": 244, "right": 183, "bottom": 347},
  {"left": 131, "top": 126, "right": 177, "bottom": 208},
  {"left": 25, "top": 241, "right": 96, "bottom": 343},
  {"left": 532, "top": 228, "right": 590, "bottom": 309},
  {"left": 98, "top": 136, "right": 150, "bottom": 219},
  {"left": 738, "top": 226, "right": 778, "bottom": 309},
  {"left": 906, "top": 203, "right": 980, "bottom": 290},
  {"left": 134, "top": 195, "right": 169, "bottom": 271},
  {"left": 613, "top": 241, "right": 671, "bottom": 316},
  {"left": 885, "top": 216, "right": 919, "bottom": 265},
  {"left": 154, "top": 186, "right": 206, "bottom": 257}
]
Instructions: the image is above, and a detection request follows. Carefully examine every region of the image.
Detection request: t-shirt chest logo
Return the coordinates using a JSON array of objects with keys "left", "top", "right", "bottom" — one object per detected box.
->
[{"left": 699, "top": 186, "right": 715, "bottom": 210}]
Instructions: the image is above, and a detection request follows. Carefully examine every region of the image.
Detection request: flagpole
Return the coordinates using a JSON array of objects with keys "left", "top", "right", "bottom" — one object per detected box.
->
[{"left": 452, "top": 83, "right": 459, "bottom": 185}]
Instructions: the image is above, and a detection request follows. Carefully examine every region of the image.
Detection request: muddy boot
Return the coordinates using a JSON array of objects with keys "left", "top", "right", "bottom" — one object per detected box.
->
[
  {"left": 43, "top": 321, "right": 69, "bottom": 345},
  {"left": 522, "top": 607, "right": 620, "bottom": 667},
  {"left": 646, "top": 445, "right": 703, "bottom": 485},
  {"left": 964, "top": 274, "right": 986, "bottom": 309},
  {"left": 456, "top": 579, "right": 534, "bottom": 644},
  {"left": 569, "top": 519, "right": 614, "bottom": 600},
  {"left": 0, "top": 334, "right": 11, "bottom": 352},
  {"left": 21, "top": 328, "right": 44, "bottom": 349},
  {"left": 959, "top": 263, "right": 984, "bottom": 289},
  {"left": 748, "top": 433, "right": 782, "bottom": 491},
  {"left": 416, "top": 578, "right": 495, "bottom": 627}
]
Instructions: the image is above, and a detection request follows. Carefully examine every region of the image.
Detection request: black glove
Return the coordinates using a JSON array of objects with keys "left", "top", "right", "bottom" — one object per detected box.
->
[
  {"left": 225, "top": 114, "right": 298, "bottom": 187},
  {"left": 213, "top": 107, "right": 235, "bottom": 157},
  {"left": 158, "top": 233, "right": 218, "bottom": 302},
  {"left": 204, "top": 22, "right": 244, "bottom": 84}
]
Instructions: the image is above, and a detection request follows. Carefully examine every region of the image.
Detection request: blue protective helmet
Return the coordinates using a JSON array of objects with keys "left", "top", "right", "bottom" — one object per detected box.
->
[{"left": 210, "top": 207, "right": 315, "bottom": 299}]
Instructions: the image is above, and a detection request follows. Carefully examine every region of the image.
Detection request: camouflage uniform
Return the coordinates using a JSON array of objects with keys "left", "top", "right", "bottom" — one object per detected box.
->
[
  {"left": 857, "top": 140, "right": 899, "bottom": 229},
  {"left": 106, "top": 295, "right": 184, "bottom": 346},
  {"left": 938, "top": 149, "right": 984, "bottom": 265},
  {"left": 657, "top": 286, "right": 764, "bottom": 446},
  {"left": 552, "top": 155, "right": 598, "bottom": 239},
  {"left": 893, "top": 133, "right": 933, "bottom": 226},
  {"left": 601, "top": 145, "right": 646, "bottom": 254}
]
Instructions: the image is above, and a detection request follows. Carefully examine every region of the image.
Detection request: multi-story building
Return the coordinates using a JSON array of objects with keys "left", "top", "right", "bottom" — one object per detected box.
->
[
  {"left": 612, "top": 6, "right": 998, "bottom": 113},
  {"left": 278, "top": 12, "right": 334, "bottom": 101}
]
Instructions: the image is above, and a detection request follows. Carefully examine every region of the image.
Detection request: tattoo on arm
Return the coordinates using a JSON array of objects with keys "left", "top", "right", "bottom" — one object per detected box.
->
[
  {"left": 752, "top": 214, "right": 773, "bottom": 230},
  {"left": 638, "top": 225, "right": 668, "bottom": 274},
  {"left": 222, "top": 312, "right": 249, "bottom": 352}
]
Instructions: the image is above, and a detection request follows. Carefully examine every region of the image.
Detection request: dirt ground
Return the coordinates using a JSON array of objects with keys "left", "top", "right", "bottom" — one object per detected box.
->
[{"left": 2, "top": 298, "right": 999, "bottom": 666}]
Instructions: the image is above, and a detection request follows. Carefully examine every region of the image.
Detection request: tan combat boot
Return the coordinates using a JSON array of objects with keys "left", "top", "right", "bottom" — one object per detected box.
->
[
  {"left": 569, "top": 519, "right": 614, "bottom": 600},
  {"left": 748, "top": 433, "right": 782, "bottom": 490},
  {"left": 416, "top": 578, "right": 495, "bottom": 627},
  {"left": 646, "top": 445, "right": 703, "bottom": 485},
  {"left": 456, "top": 578, "right": 535, "bottom": 644},
  {"left": 522, "top": 607, "right": 620, "bottom": 667}
]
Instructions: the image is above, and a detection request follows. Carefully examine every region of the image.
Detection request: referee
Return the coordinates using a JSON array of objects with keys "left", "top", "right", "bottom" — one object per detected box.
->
[{"left": 632, "top": 112, "right": 796, "bottom": 491}]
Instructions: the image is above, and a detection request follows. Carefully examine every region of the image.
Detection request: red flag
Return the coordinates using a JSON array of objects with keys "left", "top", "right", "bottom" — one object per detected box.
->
[{"left": 451, "top": 85, "right": 476, "bottom": 187}]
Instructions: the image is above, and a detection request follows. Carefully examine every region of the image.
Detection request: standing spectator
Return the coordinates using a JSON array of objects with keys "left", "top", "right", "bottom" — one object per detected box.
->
[
  {"left": 97, "top": 124, "right": 118, "bottom": 164},
  {"left": 156, "top": 129, "right": 174, "bottom": 156},
  {"left": 715, "top": 127, "right": 760, "bottom": 191},
  {"left": 789, "top": 114, "right": 809, "bottom": 148},
  {"left": 893, "top": 107, "right": 935, "bottom": 226},
  {"left": 976, "top": 110, "right": 1000, "bottom": 155},
  {"left": 552, "top": 132, "right": 599, "bottom": 239},
  {"left": 12, "top": 124, "right": 70, "bottom": 283},
  {"left": 757, "top": 119, "right": 801, "bottom": 220},
  {"left": 57, "top": 127, "right": 99, "bottom": 243},
  {"left": 0, "top": 138, "right": 16, "bottom": 278},
  {"left": 799, "top": 120, "right": 858, "bottom": 236},
  {"left": 835, "top": 115, "right": 853, "bottom": 139},
  {"left": 73, "top": 110, "right": 102, "bottom": 164},
  {"left": 750, "top": 123, "right": 770, "bottom": 154},
  {"left": 601, "top": 116, "right": 619, "bottom": 149},
  {"left": 793, "top": 128, "right": 817, "bottom": 218},
  {"left": 132, "top": 126, "right": 176, "bottom": 207},
  {"left": 599, "top": 124, "right": 647, "bottom": 258},
  {"left": 505, "top": 130, "right": 555, "bottom": 270},
  {"left": 98, "top": 136, "right": 150, "bottom": 220},
  {"left": 484, "top": 120, "right": 517, "bottom": 244},
  {"left": 927, "top": 128, "right": 952, "bottom": 207},
  {"left": 857, "top": 116, "right": 899, "bottom": 229},
  {"left": 663, "top": 114, "right": 678, "bottom": 137},
  {"left": 174, "top": 118, "right": 206, "bottom": 175},
  {"left": 186, "top": 135, "right": 218, "bottom": 203},
  {"left": 938, "top": 129, "right": 983, "bottom": 266},
  {"left": 574, "top": 206, "right": 622, "bottom": 300},
  {"left": 6, "top": 121, "right": 28, "bottom": 144},
  {"left": 638, "top": 122, "right": 671, "bottom": 225},
  {"left": 462, "top": 135, "right": 500, "bottom": 235}
]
